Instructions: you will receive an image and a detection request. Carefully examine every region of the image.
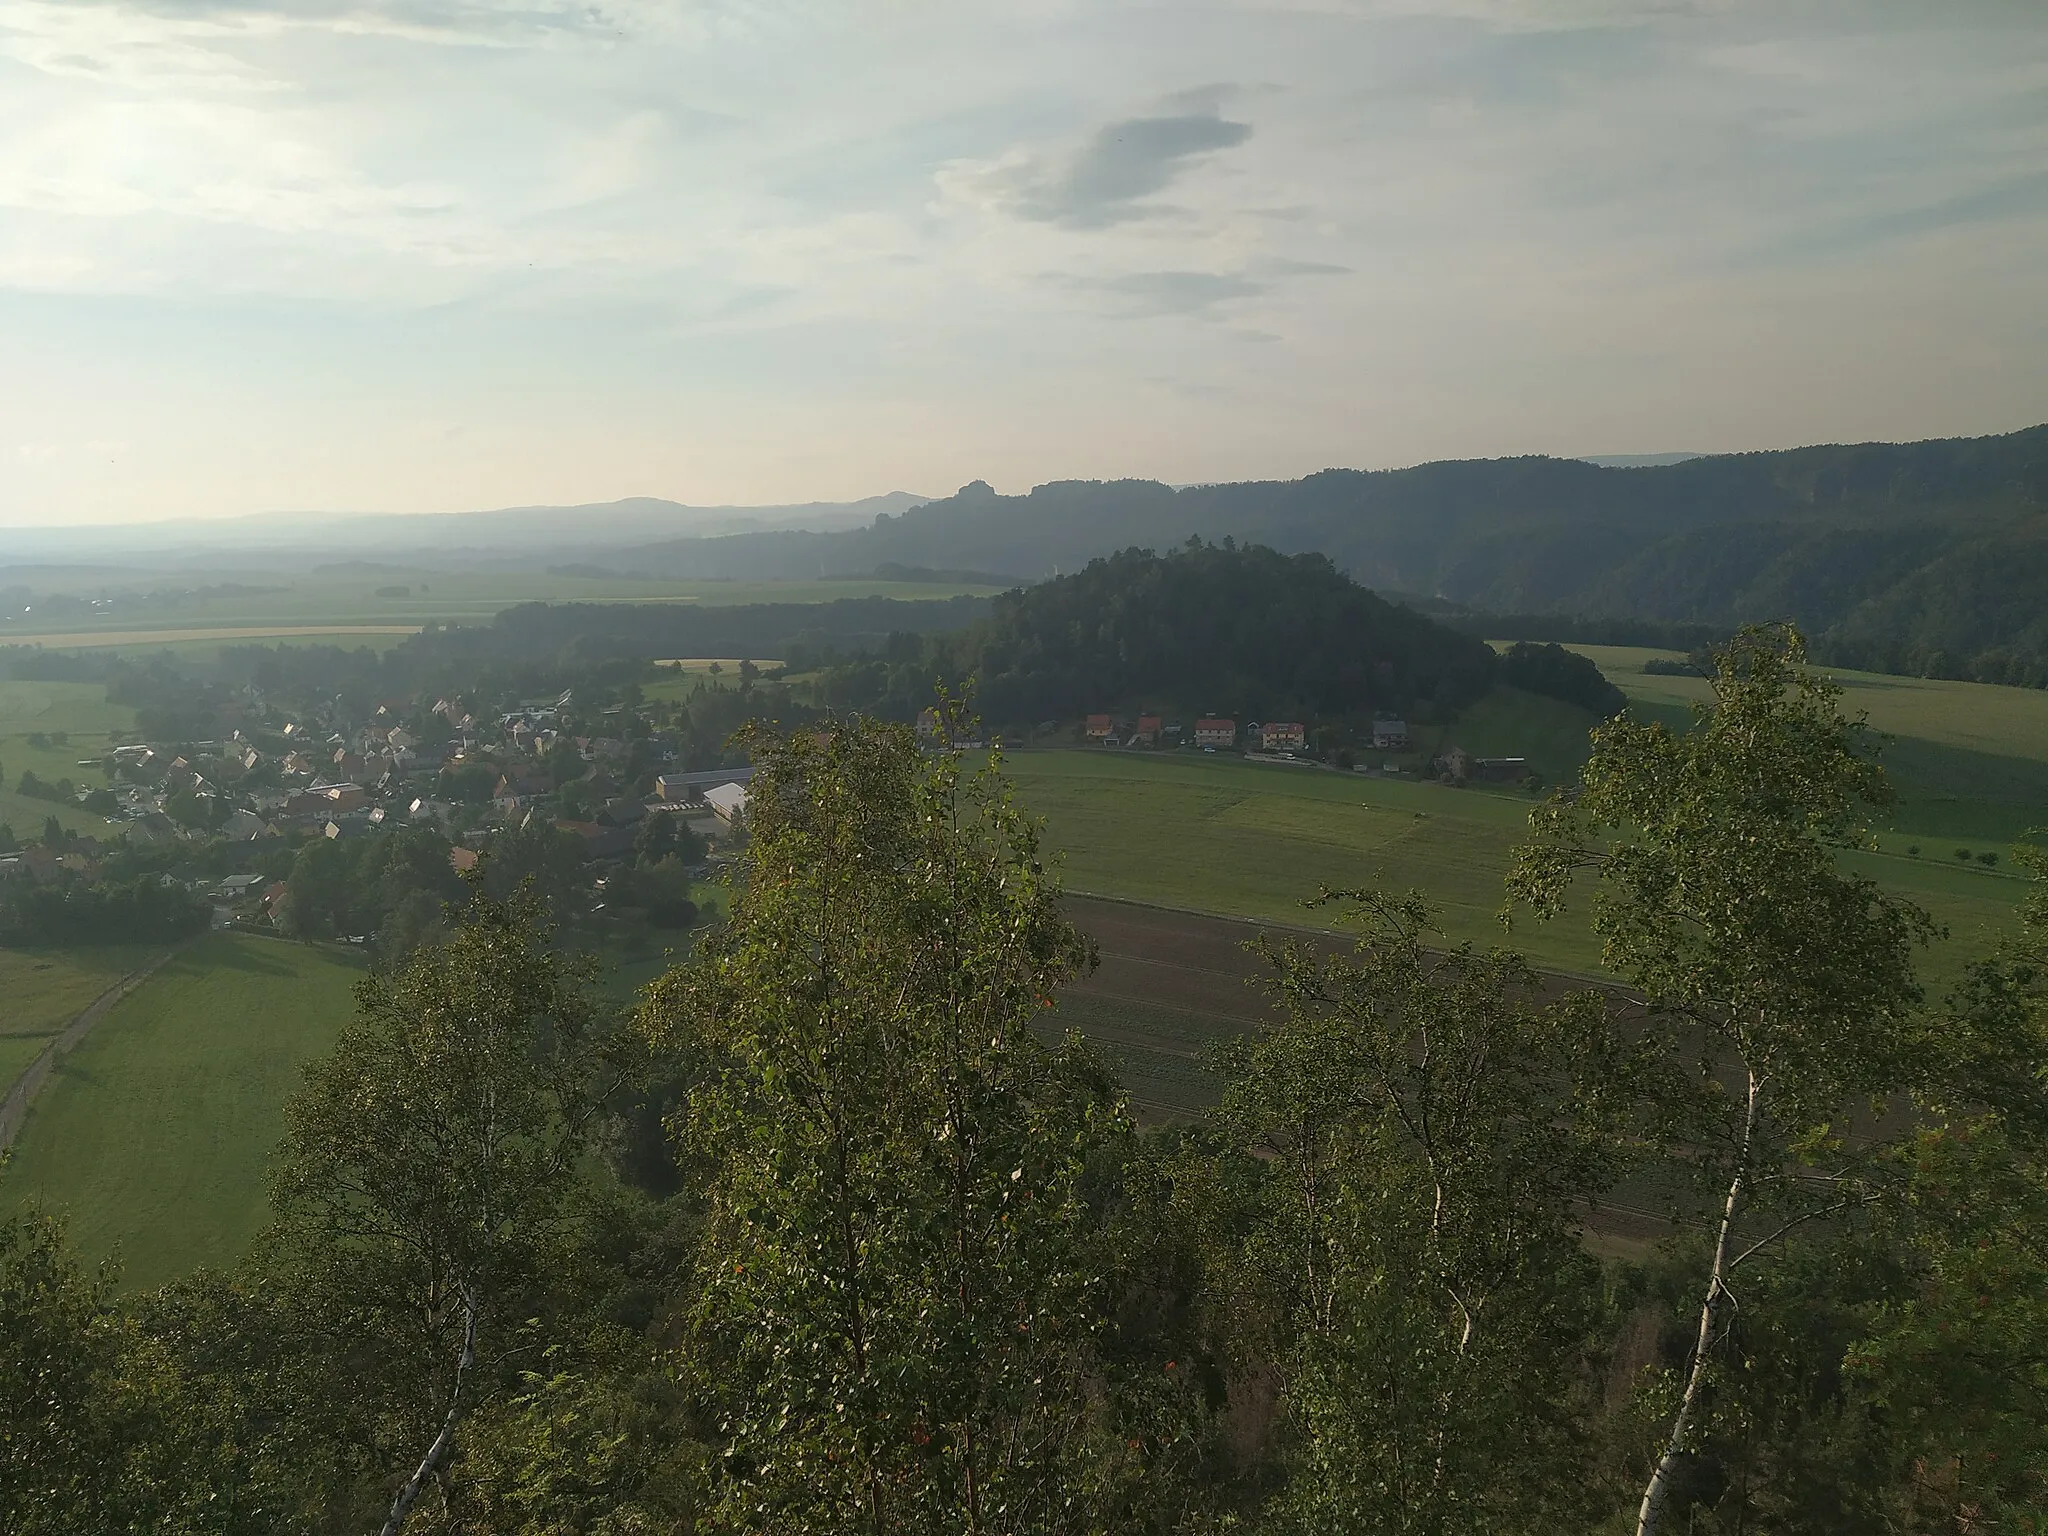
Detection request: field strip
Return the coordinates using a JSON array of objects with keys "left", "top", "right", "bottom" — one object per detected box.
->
[
  {"left": 1063, "top": 888, "right": 1619, "bottom": 987},
  {"left": 0, "top": 948, "right": 178, "bottom": 1151},
  {"left": 1093, "top": 948, "right": 1271, "bottom": 983},
  {"left": 5, "top": 624, "right": 423, "bottom": 648}
]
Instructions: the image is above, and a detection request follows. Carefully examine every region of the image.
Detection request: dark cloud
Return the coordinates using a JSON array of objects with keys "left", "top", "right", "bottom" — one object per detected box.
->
[{"left": 1002, "top": 110, "right": 1253, "bottom": 229}]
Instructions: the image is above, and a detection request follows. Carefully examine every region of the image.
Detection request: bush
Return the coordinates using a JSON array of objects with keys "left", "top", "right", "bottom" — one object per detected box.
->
[
  {"left": 1977, "top": 850, "right": 2000, "bottom": 867},
  {"left": 1497, "top": 641, "right": 1627, "bottom": 717}
]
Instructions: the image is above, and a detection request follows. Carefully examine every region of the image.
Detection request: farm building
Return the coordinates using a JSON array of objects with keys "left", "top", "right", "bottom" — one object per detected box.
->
[
  {"left": 1474, "top": 757, "right": 1529, "bottom": 783},
  {"left": 1371, "top": 717, "right": 1410, "bottom": 750},
  {"left": 1134, "top": 715, "right": 1163, "bottom": 744},
  {"left": 1085, "top": 714, "right": 1116, "bottom": 740},
  {"left": 1260, "top": 722, "right": 1307, "bottom": 751},
  {"left": 703, "top": 782, "right": 749, "bottom": 825},
  {"left": 655, "top": 767, "right": 756, "bottom": 801},
  {"left": 1194, "top": 718, "right": 1236, "bottom": 748}
]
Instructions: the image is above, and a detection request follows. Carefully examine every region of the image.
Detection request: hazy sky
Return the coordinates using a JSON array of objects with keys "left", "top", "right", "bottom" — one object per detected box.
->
[{"left": 3, "top": 0, "right": 2046, "bottom": 525}]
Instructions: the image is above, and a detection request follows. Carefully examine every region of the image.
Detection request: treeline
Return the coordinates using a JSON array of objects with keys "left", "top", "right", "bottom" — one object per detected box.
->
[
  {"left": 406, "top": 594, "right": 989, "bottom": 670},
  {"left": 278, "top": 813, "right": 708, "bottom": 956},
  {"left": 6, "top": 627, "right": 2044, "bottom": 1533},
  {"left": 0, "top": 877, "right": 210, "bottom": 946}
]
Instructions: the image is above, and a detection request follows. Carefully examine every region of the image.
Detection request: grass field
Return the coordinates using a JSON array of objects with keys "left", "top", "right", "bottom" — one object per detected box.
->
[
  {"left": 1007, "top": 743, "right": 2028, "bottom": 985},
  {"left": 1564, "top": 644, "right": 2048, "bottom": 845},
  {"left": 2, "top": 571, "right": 1002, "bottom": 646},
  {"left": 0, "top": 678, "right": 134, "bottom": 838},
  {"left": 13, "top": 624, "right": 422, "bottom": 651},
  {"left": 0, "top": 945, "right": 162, "bottom": 1086},
  {"left": 1009, "top": 748, "right": 1608, "bottom": 971},
  {"left": 1, "top": 934, "right": 364, "bottom": 1290}
]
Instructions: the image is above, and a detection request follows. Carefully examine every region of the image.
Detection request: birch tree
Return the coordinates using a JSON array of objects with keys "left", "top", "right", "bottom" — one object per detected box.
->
[
  {"left": 644, "top": 713, "right": 1167, "bottom": 1536},
  {"left": 1507, "top": 623, "right": 1934, "bottom": 1536},
  {"left": 1191, "top": 892, "right": 1649, "bottom": 1534},
  {"left": 266, "top": 888, "right": 619, "bottom": 1534}
]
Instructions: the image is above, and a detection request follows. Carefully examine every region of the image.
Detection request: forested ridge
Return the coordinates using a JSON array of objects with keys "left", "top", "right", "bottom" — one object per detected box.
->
[
  {"left": 5, "top": 628, "right": 2046, "bottom": 1534},
  {"left": 588, "top": 425, "right": 2048, "bottom": 685}
]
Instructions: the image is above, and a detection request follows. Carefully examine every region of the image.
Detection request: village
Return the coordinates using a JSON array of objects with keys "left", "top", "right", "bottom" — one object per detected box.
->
[
  {"left": 0, "top": 678, "right": 755, "bottom": 936},
  {"left": 2, "top": 666, "right": 1538, "bottom": 949},
  {"left": 1066, "top": 709, "right": 1531, "bottom": 784}
]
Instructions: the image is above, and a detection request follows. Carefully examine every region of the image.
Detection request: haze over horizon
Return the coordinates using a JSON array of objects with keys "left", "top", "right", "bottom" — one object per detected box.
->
[{"left": 5, "top": 0, "right": 2046, "bottom": 529}]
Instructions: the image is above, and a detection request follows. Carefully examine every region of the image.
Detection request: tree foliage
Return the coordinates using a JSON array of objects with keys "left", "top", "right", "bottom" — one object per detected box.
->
[
  {"left": 1509, "top": 623, "right": 1938, "bottom": 1535},
  {"left": 643, "top": 712, "right": 1173, "bottom": 1534},
  {"left": 1185, "top": 892, "right": 1654, "bottom": 1533}
]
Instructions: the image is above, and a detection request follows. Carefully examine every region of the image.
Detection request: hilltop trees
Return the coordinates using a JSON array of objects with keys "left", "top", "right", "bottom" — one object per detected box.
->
[{"left": 940, "top": 542, "right": 1500, "bottom": 728}]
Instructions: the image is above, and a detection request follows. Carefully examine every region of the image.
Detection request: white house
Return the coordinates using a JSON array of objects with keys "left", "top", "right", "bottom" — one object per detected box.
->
[{"left": 703, "top": 782, "right": 749, "bottom": 825}]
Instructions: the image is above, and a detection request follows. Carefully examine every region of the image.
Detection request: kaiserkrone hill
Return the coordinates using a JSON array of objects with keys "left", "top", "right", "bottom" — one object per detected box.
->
[
  {"left": 812, "top": 543, "right": 1621, "bottom": 732},
  {"left": 599, "top": 424, "right": 2048, "bottom": 685}
]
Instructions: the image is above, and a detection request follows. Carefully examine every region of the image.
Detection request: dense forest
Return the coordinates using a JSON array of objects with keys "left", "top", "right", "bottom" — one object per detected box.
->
[
  {"left": 948, "top": 542, "right": 1497, "bottom": 724},
  {"left": 406, "top": 595, "right": 990, "bottom": 671},
  {"left": 809, "top": 543, "right": 1615, "bottom": 731},
  {"left": 7, "top": 628, "right": 2045, "bottom": 1534},
  {"left": 567, "top": 425, "right": 2048, "bottom": 686}
]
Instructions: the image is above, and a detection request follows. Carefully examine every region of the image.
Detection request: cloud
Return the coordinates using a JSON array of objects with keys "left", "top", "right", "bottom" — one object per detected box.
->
[
  {"left": 953, "top": 108, "right": 1254, "bottom": 229},
  {"left": 1041, "top": 269, "right": 1266, "bottom": 317}
]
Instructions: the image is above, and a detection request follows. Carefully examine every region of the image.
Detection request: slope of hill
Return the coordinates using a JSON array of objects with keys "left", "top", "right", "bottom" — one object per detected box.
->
[{"left": 604, "top": 427, "right": 2048, "bottom": 683}]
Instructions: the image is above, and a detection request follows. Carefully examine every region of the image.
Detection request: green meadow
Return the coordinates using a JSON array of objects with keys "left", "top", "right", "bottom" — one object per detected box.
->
[
  {"left": 1006, "top": 705, "right": 2033, "bottom": 986},
  {"left": 1008, "top": 746, "right": 1609, "bottom": 969},
  {"left": 0, "top": 678, "right": 133, "bottom": 839},
  {"left": 1565, "top": 644, "right": 2048, "bottom": 846},
  {"left": 2, "top": 934, "right": 364, "bottom": 1290},
  {"left": 0, "top": 945, "right": 161, "bottom": 1087}
]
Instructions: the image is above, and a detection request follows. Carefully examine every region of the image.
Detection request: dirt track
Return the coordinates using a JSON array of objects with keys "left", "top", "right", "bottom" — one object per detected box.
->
[{"left": 0, "top": 950, "right": 178, "bottom": 1152}]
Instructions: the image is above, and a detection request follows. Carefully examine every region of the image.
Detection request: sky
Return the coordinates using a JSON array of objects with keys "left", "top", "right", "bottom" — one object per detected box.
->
[{"left": 2, "top": 0, "right": 2046, "bottom": 526}]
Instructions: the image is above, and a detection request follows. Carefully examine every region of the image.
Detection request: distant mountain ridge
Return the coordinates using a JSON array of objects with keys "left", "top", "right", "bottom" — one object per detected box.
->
[
  {"left": 601, "top": 425, "right": 2048, "bottom": 684},
  {"left": 0, "top": 492, "right": 933, "bottom": 563}
]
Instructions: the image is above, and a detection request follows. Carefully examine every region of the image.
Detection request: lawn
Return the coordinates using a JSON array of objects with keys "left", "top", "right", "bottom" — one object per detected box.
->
[
  {"left": 1, "top": 934, "right": 364, "bottom": 1290},
  {"left": 0, "top": 944, "right": 161, "bottom": 1087}
]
